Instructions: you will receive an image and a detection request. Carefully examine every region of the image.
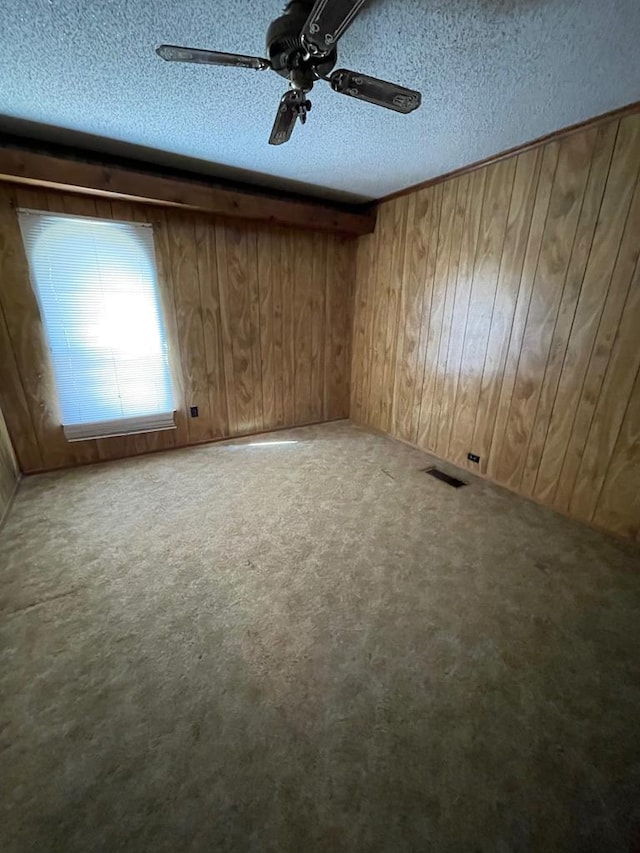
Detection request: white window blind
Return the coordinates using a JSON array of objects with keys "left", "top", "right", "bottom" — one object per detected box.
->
[{"left": 18, "top": 210, "right": 176, "bottom": 441}]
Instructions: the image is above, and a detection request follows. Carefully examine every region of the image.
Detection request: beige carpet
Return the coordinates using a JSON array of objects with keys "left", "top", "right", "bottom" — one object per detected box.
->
[{"left": 1, "top": 420, "right": 639, "bottom": 852}]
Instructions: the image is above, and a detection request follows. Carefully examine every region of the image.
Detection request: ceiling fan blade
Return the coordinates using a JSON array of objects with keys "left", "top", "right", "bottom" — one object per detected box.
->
[
  {"left": 156, "top": 44, "right": 270, "bottom": 70},
  {"left": 329, "top": 69, "right": 422, "bottom": 113},
  {"left": 301, "top": 0, "right": 368, "bottom": 55},
  {"left": 269, "top": 91, "right": 300, "bottom": 146}
]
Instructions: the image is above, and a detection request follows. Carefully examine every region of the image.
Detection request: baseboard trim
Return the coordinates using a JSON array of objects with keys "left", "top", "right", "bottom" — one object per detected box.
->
[
  {"left": 351, "top": 419, "right": 640, "bottom": 548},
  {"left": 22, "top": 417, "right": 351, "bottom": 476}
]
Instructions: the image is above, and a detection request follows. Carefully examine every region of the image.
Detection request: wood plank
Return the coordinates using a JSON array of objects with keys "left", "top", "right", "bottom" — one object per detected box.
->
[
  {"left": 325, "top": 235, "right": 354, "bottom": 419},
  {"left": 416, "top": 179, "right": 458, "bottom": 450},
  {"left": 447, "top": 157, "right": 517, "bottom": 466},
  {"left": 0, "top": 149, "right": 376, "bottom": 236},
  {"left": 195, "top": 216, "right": 229, "bottom": 439},
  {"left": 279, "top": 229, "right": 297, "bottom": 427},
  {"left": 439, "top": 169, "right": 487, "bottom": 459},
  {"left": 379, "top": 197, "right": 409, "bottom": 433},
  {"left": 0, "top": 298, "right": 43, "bottom": 471},
  {"left": 568, "top": 199, "right": 640, "bottom": 521},
  {"left": 592, "top": 363, "right": 640, "bottom": 538},
  {"left": 500, "top": 131, "right": 594, "bottom": 492},
  {"left": 366, "top": 201, "right": 395, "bottom": 430},
  {"left": 360, "top": 211, "right": 384, "bottom": 427},
  {"left": 309, "top": 232, "right": 327, "bottom": 423},
  {"left": 271, "top": 230, "right": 286, "bottom": 428},
  {"left": 293, "top": 231, "right": 314, "bottom": 424},
  {"left": 391, "top": 192, "right": 422, "bottom": 441},
  {"left": 165, "top": 212, "right": 214, "bottom": 443},
  {"left": 349, "top": 234, "right": 372, "bottom": 423},
  {"left": 412, "top": 184, "right": 443, "bottom": 444},
  {"left": 531, "top": 121, "right": 619, "bottom": 503},
  {"left": 431, "top": 174, "right": 470, "bottom": 456},
  {"left": 247, "top": 225, "right": 264, "bottom": 432},
  {"left": 257, "top": 227, "right": 278, "bottom": 431},
  {"left": 216, "top": 222, "right": 262, "bottom": 435},
  {"left": 488, "top": 142, "right": 559, "bottom": 482},
  {"left": 149, "top": 209, "right": 190, "bottom": 448},
  {"left": 552, "top": 114, "right": 640, "bottom": 511},
  {"left": 0, "top": 405, "right": 19, "bottom": 516},
  {"left": 471, "top": 149, "right": 542, "bottom": 474}
]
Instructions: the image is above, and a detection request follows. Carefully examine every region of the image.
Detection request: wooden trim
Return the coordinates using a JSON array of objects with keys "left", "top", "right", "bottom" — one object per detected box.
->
[
  {"left": 0, "top": 146, "right": 376, "bottom": 236},
  {"left": 360, "top": 421, "right": 636, "bottom": 547},
  {"left": 22, "top": 417, "right": 350, "bottom": 475},
  {"left": 380, "top": 99, "right": 640, "bottom": 203}
]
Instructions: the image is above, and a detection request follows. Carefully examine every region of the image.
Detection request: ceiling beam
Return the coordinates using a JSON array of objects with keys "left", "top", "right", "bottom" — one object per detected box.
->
[{"left": 0, "top": 144, "right": 376, "bottom": 236}]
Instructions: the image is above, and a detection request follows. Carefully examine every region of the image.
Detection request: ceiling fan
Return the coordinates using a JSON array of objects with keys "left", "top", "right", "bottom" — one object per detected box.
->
[{"left": 156, "top": 0, "right": 422, "bottom": 145}]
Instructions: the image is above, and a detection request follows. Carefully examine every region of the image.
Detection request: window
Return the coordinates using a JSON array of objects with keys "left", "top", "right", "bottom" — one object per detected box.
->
[{"left": 18, "top": 210, "right": 175, "bottom": 441}]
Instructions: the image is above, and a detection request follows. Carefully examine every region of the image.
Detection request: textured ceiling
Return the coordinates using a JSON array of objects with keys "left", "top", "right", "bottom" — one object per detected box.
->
[{"left": 1, "top": 0, "right": 639, "bottom": 202}]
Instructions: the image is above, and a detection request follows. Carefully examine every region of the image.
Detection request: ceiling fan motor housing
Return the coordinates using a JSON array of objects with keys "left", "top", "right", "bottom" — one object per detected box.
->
[{"left": 266, "top": 0, "right": 337, "bottom": 84}]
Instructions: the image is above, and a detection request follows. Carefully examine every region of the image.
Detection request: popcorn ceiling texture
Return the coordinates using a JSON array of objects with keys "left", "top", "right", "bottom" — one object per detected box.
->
[{"left": 0, "top": 0, "right": 639, "bottom": 200}]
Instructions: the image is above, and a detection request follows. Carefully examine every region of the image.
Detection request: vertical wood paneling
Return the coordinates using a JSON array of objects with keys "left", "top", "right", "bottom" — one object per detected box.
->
[
  {"left": 293, "top": 230, "right": 314, "bottom": 425},
  {"left": 257, "top": 228, "right": 278, "bottom": 431},
  {"left": 310, "top": 232, "right": 326, "bottom": 424},
  {"left": 416, "top": 179, "right": 457, "bottom": 450},
  {"left": 195, "top": 217, "right": 228, "bottom": 439},
  {"left": 472, "top": 149, "right": 541, "bottom": 474},
  {"left": 505, "top": 132, "right": 594, "bottom": 492},
  {"left": 151, "top": 209, "right": 191, "bottom": 448},
  {"left": 0, "top": 185, "right": 356, "bottom": 472},
  {"left": 0, "top": 300, "right": 43, "bottom": 472},
  {"left": 486, "top": 144, "right": 554, "bottom": 483},
  {"left": 367, "top": 201, "right": 395, "bottom": 430},
  {"left": 351, "top": 114, "right": 640, "bottom": 540},
  {"left": 325, "top": 236, "right": 353, "bottom": 420},
  {"left": 167, "top": 213, "right": 214, "bottom": 444},
  {"left": 448, "top": 157, "right": 517, "bottom": 466},
  {"left": 379, "top": 198, "right": 408, "bottom": 434},
  {"left": 349, "top": 233, "right": 372, "bottom": 424},
  {"left": 281, "top": 229, "right": 297, "bottom": 428},
  {"left": 553, "top": 114, "right": 640, "bottom": 512},
  {"left": 592, "top": 364, "right": 640, "bottom": 539},
  {"left": 529, "top": 122, "right": 617, "bottom": 502},
  {"left": 391, "top": 190, "right": 430, "bottom": 442},
  {"left": 412, "top": 184, "right": 443, "bottom": 445},
  {"left": 0, "top": 404, "right": 19, "bottom": 523},
  {"left": 432, "top": 174, "right": 469, "bottom": 457},
  {"left": 569, "top": 250, "right": 640, "bottom": 522},
  {"left": 441, "top": 169, "right": 487, "bottom": 459}
]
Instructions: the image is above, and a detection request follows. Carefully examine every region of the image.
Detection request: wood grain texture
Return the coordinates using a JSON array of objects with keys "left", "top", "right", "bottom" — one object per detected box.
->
[
  {"left": 0, "top": 183, "right": 357, "bottom": 473},
  {"left": 0, "top": 144, "right": 376, "bottom": 236},
  {"left": 0, "top": 404, "right": 19, "bottom": 524},
  {"left": 351, "top": 115, "right": 640, "bottom": 540}
]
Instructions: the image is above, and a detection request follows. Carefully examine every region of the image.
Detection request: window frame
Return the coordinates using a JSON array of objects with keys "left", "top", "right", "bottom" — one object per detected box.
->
[{"left": 18, "top": 208, "right": 177, "bottom": 442}]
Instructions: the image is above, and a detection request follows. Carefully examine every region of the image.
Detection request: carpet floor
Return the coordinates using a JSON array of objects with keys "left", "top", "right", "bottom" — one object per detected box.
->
[{"left": 1, "top": 420, "right": 639, "bottom": 852}]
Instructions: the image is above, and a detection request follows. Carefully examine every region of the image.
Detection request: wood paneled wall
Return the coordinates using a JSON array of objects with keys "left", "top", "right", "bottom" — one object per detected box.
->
[
  {"left": 351, "top": 113, "right": 640, "bottom": 541},
  {"left": 0, "top": 405, "right": 19, "bottom": 524},
  {"left": 0, "top": 184, "right": 355, "bottom": 473}
]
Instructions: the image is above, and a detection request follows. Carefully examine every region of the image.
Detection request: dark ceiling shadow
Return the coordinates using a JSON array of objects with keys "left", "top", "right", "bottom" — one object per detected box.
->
[{"left": 0, "top": 115, "right": 371, "bottom": 207}]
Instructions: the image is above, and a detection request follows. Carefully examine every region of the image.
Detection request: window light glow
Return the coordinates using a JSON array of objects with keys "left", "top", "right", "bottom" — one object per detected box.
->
[{"left": 18, "top": 211, "right": 175, "bottom": 439}]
